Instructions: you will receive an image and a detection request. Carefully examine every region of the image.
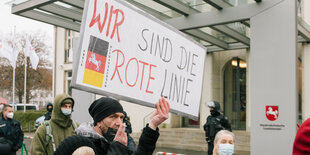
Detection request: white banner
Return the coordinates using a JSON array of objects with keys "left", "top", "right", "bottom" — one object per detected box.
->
[{"left": 72, "top": 0, "right": 206, "bottom": 119}]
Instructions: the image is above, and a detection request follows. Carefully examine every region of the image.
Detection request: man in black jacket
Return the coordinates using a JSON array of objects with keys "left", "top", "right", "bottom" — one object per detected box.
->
[
  {"left": 203, "top": 101, "right": 231, "bottom": 155},
  {"left": 0, "top": 104, "right": 24, "bottom": 155},
  {"left": 44, "top": 102, "right": 53, "bottom": 120},
  {"left": 76, "top": 97, "right": 170, "bottom": 155}
]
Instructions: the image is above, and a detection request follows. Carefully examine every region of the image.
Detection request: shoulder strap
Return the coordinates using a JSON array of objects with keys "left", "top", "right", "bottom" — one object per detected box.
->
[
  {"left": 72, "top": 120, "right": 77, "bottom": 130},
  {"left": 42, "top": 121, "right": 50, "bottom": 146},
  {"left": 43, "top": 121, "right": 56, "bottom": 152}
]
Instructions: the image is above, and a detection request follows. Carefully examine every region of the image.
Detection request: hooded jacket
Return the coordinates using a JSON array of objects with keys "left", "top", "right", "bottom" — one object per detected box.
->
[
  {"left": 293, "top": 117, "right": 310, "bottom": 154},
  {"left": 30, "top": 94, "right": 78, "bottom": 155}
]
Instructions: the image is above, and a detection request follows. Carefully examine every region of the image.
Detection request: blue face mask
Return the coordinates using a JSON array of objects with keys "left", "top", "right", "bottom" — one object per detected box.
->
[
  {"left": 61, "top": 109, "right": 72, "bottom": 116},
  {"left": 219, "top": 144, "right": 234, "bottom": 155}
]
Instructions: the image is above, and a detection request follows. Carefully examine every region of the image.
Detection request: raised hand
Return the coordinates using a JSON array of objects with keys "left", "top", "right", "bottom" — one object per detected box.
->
[
  {"left": 113, "top": 123, "right": 127, "bottom": 146},
  {"left": 149, "top": 97, "right": 170, "bottom": 130}
]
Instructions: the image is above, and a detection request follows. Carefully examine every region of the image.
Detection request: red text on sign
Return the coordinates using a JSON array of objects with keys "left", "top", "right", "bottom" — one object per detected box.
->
[
  {"left": 110, "top": 49, "right": 157, "bottom": 94},
  {"left": 89, "top": 0, "right": 125, "bottom": 43}
]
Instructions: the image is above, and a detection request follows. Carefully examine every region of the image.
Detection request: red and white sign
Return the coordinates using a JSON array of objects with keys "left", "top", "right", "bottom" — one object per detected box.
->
[
  {"left": 266, "top": 105, "right": 279, "bottom": 121},
  {"left": 72, "top": 0, "right": 206, "bottom": 120}
]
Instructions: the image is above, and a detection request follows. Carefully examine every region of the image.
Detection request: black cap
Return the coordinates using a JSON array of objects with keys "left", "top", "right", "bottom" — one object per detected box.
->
[{"left": 88, "top": 97, "right": 124, "bottom": 124}]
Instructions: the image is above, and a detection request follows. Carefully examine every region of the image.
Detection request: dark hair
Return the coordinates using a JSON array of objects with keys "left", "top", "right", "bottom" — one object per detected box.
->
[{"left": 2, "top": 104, "right": 12, "bottom": 112}]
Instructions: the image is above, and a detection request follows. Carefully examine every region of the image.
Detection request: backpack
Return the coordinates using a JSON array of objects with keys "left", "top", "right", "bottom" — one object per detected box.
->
[{"left": 41, "top": 120, "right": 77, "bottom": 151}]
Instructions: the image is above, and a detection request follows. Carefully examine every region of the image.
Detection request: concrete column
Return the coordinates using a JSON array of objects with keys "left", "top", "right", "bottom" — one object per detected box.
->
[
  {"left": 200, "top": 52, "right": 213, "bottom": 128},
  {"left": 302, "top": 0, "right": 310, "bottom": 121},
  {"left": 55, "top": 27, "right": 66, "bottom": 95},
  {"left": 303, "top": 44, "right": 310, "bottom": 120},
  {"left": 303, "top": 0, "right": 310, "bottom": 24},
  {"left": 245, "top": 49, "right": 251, "bottom": 132},
  {"left": 250, "top": 0, "right": 297, "bottom": 154}
]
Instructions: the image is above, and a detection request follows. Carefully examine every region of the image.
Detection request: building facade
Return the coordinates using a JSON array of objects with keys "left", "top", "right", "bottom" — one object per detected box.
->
[
  {"left": 10, "top": 0, "right": 308, "bottom": 153},
  {"left": 48, "top": 0, "right": 310, "bottom": 134}
]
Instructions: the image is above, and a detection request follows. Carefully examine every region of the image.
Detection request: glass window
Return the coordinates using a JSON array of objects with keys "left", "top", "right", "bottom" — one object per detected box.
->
[
  {"left": 65, "top": 30, "right": 73, "bottom": 63},
  {"left": 65, "top": 71, "right": 72, "bottom": 96},
  {"left": 297, "top": 0, "right": 301, "bottom": 16},
  {"left": 224, "top": 58, "right": 247, "bottom": 130}
]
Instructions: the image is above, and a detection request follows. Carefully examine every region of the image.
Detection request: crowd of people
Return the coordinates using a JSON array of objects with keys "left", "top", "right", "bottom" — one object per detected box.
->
[
  {"left": 0, "top": 94, "right": 238, "bottom": 155},
  {"left": 16, "top": 93, "right": 310, "bottom": 155},
  {"left": 26, "top": 93, "right": 170, "bottom": 155}
]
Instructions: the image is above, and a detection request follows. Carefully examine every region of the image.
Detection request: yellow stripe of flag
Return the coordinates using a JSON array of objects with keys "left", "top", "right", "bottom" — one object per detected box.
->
[{"left": 83, "top": 68, "right": 104, "bottom": 88}]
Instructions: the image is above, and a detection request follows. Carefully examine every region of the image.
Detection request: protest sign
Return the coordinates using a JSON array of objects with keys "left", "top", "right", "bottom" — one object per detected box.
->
[{"left": 71, "top": 0, "right": 206, "bottom": 119}]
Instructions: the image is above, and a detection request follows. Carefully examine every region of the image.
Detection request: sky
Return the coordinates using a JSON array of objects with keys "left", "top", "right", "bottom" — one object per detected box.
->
[{"left": 0, "top": 0, "right": 54, "bottom": 50}]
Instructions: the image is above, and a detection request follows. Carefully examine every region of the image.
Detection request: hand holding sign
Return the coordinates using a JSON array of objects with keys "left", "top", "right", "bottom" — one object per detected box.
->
[{"left": 149, "top": 97, "right": 170, "bottom": 130}]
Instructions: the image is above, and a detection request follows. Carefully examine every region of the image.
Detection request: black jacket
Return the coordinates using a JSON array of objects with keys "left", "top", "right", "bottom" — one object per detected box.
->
[
  {"left": 76, "top": 122, "right": 159, "bottom": 155},
  {"left": 203, "top": 112, "right": 231, "bottom": 143},
  {"left": 44, "top": 103, "right": 53, "bottom": 121},
  {"left": 0, "top": 113, "right": 24, "bottom": 151},
  {"left": 135, "top": 124, "right": 159, "bottom": 155}
]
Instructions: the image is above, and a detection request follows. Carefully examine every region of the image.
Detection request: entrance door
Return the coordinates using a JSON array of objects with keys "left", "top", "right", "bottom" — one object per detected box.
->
[{"left": 224, "top": 58, "right": 247, "bottom": 130}]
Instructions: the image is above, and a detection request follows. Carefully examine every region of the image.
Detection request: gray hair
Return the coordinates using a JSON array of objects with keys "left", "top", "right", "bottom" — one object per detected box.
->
[
  {"left": 214, "top": 130, "right": 235, "bottom": 143},
  {"left": 72, "top": 146, "right": 95, "bottom": 155}
]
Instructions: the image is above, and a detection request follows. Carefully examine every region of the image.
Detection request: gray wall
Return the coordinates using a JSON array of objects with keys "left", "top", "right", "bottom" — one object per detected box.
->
[
  {"left": 250, "top": 0, "right": 297, "bottom": 154},
  {"left": 72, "top": 88, "right": 94, "bottom": 123}
]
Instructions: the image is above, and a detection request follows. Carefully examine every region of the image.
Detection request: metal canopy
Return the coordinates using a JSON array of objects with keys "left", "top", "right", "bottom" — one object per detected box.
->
[{"left": 11, "top": 0, "right": 310, "bottom": 52}]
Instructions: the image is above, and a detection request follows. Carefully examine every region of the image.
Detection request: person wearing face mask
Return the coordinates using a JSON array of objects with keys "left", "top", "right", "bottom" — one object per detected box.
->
[
  {"left": 0, "top": 104, "right": 24, "bottom": 155},
  {"left": 204, "top": 101, "right": 231, "bottom": 155},
  {"left": 44, "top": 102, "right": 53, "bottom": 121},
  {"left": 76, "top": 97, "right": 170, "bottom": 155},
  {"left": 213, "top": 130, "right": 235, "bottom": 155},
  {"left": 31, "top": 94, "right": 78, "bottom": 155}
]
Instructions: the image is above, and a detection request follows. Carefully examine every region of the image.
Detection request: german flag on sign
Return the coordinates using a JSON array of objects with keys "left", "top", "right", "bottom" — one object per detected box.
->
[{"left": 83, "top": 36, "right": 109, "bottom": 88}]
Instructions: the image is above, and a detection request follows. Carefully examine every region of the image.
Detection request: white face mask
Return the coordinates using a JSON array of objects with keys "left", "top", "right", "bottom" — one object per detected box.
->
[
  {"left": 6, "top": 112, "right": 14, "bottom": 119},
  {"left": 61, "top": 108, "right": 72, "bottom": 116},
  {"left": 219, "top": 144, "right": 234, "bottom": 155}
]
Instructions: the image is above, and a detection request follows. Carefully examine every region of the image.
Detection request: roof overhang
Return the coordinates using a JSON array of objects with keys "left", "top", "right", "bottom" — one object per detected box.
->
[{"left": 11, "top": 0, "right": 310, "bottom": 52}]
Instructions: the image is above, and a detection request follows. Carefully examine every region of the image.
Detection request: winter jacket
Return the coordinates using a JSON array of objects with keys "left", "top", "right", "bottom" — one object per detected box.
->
[
  {"left": 0, "top": 113, "right": 24, "bottom": 152},
  {"left": 135, "top": 124, "right": 159, "bottom": 155},
  {"left": 76, "top": 122, "right": 159, "bottom": 155},
  {"left": 30, "top": 94, "right": 78, "bottom": 155}
]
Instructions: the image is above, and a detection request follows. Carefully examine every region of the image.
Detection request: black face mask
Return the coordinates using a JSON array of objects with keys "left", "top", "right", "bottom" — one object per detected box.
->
[
  {"left": 47, "top": 108, "right": 53, "bottom": 112},
  {"left": 103, "top": 127, "right": 118, "bottom": 142},
  {"left": 99, "top": 121, "right": 118, "bottom": 142},
  {"left": 210, "top": 109, "right": 216, "bottom": 116}
]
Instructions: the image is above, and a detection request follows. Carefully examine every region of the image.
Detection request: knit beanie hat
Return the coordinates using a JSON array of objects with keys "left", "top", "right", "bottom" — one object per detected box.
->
[
  {"left": 61, "top": 98, "right": 74, "bottom": 107},
  {"left": 293, "top": 117, "right": 310, "bottom": 154},
  {"left": 53, "top": 135, "right": 96, "bottom": 155},
  {"left": 88, "top": 97, "right": 124, "bottom": 124}
]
